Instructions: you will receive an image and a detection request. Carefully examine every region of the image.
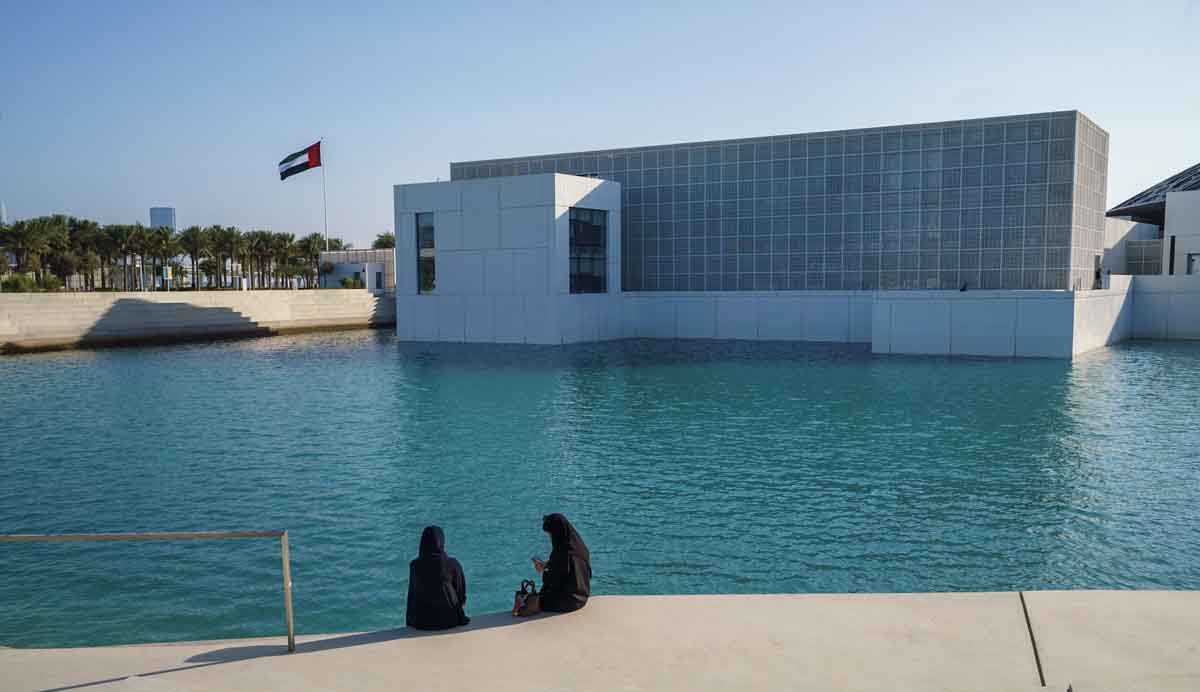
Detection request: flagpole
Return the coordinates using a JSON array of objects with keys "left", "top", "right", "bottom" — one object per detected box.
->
[{"left": 321, "top": 138, "right": 329, "bottom": 252}]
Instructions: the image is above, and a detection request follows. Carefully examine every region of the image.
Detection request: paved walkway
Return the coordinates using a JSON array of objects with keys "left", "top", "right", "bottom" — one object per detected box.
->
[{"left": 2, "top": 591, "right": 1197, "bottom": 691}]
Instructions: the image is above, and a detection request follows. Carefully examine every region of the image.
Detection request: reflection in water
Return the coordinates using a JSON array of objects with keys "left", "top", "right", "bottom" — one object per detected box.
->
[{"left": 1, "top": 333, "right": 1199, "bottom": 648}]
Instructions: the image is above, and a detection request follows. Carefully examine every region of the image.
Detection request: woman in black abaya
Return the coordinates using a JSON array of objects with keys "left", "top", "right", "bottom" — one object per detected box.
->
[
  {"left": 532, "top": 513, "right": 591, "bottom": 613},
  {"left": 406, "top": 525, "right": 470, "bottom": 630}
]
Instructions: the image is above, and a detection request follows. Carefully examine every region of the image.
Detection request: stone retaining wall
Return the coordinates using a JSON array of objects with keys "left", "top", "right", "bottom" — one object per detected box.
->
[{"left": 0, "top": 290, "right": 395, "bottom": 353}]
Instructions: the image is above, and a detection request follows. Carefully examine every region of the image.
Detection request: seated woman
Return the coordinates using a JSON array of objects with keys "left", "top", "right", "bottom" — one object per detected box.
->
[
  {"left": 406, "top": 525, "right": 470, "bottom": 630},
  {"left": 532, "top": 513, "right": 591, "bottom": 613}
]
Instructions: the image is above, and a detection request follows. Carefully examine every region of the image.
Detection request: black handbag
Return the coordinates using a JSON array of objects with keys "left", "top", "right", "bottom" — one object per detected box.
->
[{"left": 512, "top": 578, "right": 541, "bottom": 617}]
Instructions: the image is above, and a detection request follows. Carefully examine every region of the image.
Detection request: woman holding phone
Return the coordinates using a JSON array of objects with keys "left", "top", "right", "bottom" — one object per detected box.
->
[{"left": 532, "top": 513, "right": 592, "bottom": 613}]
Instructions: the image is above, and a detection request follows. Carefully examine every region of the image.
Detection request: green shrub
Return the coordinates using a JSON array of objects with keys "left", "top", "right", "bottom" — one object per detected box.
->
[
  {"left": 40, "top": 275, "right": 63, "bottom": 291},
  {"left": 339, "top": 276, "right": 364, "bottom": 289},
  {"left": 2, "top": 275, "right": 38, "bottom": 292}
]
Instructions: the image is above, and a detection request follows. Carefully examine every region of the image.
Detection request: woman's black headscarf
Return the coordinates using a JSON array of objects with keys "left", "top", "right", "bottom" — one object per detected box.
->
[
  {"left": 406, "top": 525, "right": 469, "bottom": 629},
  {"left": 539, "top": 513, "right": 591, "bottom": 612},
  {"left": 543, "top": 513, "right": 589, "bottom": 561}
]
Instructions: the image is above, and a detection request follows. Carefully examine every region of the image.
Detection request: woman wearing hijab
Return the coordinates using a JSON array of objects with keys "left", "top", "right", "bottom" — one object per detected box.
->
[
  {"left": 406, "top": 525, "right": 470, "bottom": 630},
  {"left": 531, "top": 513, "right": 592, "bottom": 613}
]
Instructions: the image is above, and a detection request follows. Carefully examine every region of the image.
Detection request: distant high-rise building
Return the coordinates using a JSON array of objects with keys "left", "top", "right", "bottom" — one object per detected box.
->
[
  {"left": 1, "top": 202, "right": 8, "bottom": 225},
  {"left": 150, "top": 206, "right": 176, "bottom": 230}
]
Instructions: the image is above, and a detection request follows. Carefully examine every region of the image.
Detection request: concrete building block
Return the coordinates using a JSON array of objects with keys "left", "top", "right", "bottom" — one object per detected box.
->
[
  {"left": 758, "top": 297, "right": 805, "bottom": 340},
  {"left": 492, "top": 296, "right": 525, "bottom": 343},
  {"left": 1132, "top": 292, "right": 1169, "bottom": 339},
  {"left": 550, "top": 209, "right": 571, "bottom": 295},
  {"left": 1014, "top": 297, "right": 1074, "bottom": 358},
  {"left": 889, "top": 298, "right": 951, "bottom": 355},
  {"left": 394, "top": 295, "right": 416, "bottom": 339},
  {"left": 500, "top": 174, "right": 552, "bottom": 208},
  {"left": 436, "top": 296, "right": 466, "bottom": 341},
  {"left": 716, "top": 296, "right": 757, "bottom": 340},
  {"left": 436, "top": 211, "right": 464, "bottom": 252},
  {"left": 871, "top": 300, "right": 893, "bottom": 353},
  {"left": 805, "top": 295, "right": 851, "bottom": 342},
  {"left": 412, "top": 297, "right": 439, "bottom": 340},
  {"left": 464, "top": 296, "right": 494, "bottom": 343},
  {"left": 513, "top": 248, "right": 548, "bottom": 296},
  {"left": 501, "top": 206, "right": 550, "bottom": 249},
  {"left": 1167, "top": 291, "right": 1200, "bottom": 339},
  {"left": 524, "top": 295, "right": 557, "bottom": 344},
  {"left": 484, "top": 250, "right": 516, "bottom": 296},
  {"left": 848, "top": 295, "right": 874, "bottom": 343},
  {"left": 455, "top": 251, "right": 485, "bottom": 296},
  {"left": 951, "top": 299, "right": 1017, "bottom": 357},
  {"left": 558, "top": 295, "right": 583, "bottom": 344},
  {"left": 401, "top": 182, "right": 461, "bottom": 212},
  {"left": 458, "top": 190, "right": 496, "bottom": 249},
  {"left": 675, "top": 298, "right": 716, "bottom": 339}
]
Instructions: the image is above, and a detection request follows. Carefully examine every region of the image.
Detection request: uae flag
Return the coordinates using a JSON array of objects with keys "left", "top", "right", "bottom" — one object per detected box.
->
[{"left": 279, "top": 142, "right": 322, "bottom": 180}]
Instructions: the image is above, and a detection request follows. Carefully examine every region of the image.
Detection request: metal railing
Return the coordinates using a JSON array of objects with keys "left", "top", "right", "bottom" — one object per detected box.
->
[{"left": 0, "top": 529, "right": 295, "bottom": 652}]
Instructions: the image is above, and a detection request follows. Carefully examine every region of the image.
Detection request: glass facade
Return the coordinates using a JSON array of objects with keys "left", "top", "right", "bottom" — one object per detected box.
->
[
  {"left": 451, "top": 111, "right": 1108, "bottom": 291},
  {"left": 569, "top": 207, "right": 607, "bottom": 293},
  {"left": 416, "top": 212, "right": 435, "bottom": 294}
]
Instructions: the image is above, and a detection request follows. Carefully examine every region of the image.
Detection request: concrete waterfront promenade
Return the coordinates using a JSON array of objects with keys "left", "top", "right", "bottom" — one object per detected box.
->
[
  {"left": 0, "top": 290, "right": 396, "bottom": 353},
  {"left": 3, "top": 592, "right": 1197, "bottom": 691}
]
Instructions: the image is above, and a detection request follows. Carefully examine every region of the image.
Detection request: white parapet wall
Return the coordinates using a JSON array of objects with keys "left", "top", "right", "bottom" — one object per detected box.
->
[
  {"left": 871, "top": 276, "right": 1133, "bottom": 359},
  {"left": 621, "top": 292, "right": 873, "bottom": 342},
  {"left": 1131, "top": 275, "right": 1200, "bottom": 340},
  {"left": 0, "top": 290, "right": 395, "bottom": 353}
]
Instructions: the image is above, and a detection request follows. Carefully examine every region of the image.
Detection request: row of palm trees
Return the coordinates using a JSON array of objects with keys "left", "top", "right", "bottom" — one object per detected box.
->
[{"left": 0, "top": 214, "right": 350, "bottom": 291}]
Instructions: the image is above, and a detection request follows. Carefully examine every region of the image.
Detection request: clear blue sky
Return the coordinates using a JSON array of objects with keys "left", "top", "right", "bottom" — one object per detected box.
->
[{"left": 1, "top": 0, "right": 1197, "bottom": 248}]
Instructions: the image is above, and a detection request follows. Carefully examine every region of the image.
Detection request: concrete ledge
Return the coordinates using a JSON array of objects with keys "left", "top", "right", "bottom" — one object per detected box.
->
[
  {"left": 0, "top": 593, "right": 1043, "bottom": 692},
  {"left": 1024, "top": 590, "right": 1200, "bottom": 690}
]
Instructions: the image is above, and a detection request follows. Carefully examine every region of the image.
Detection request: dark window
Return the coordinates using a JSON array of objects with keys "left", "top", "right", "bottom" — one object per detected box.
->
[
  {"left": 416, "top": 212, "right": 435, "bottom": 293},
  {"left": 569, "top": 207, "right": 607, "bottom": 294},
  {"left": 375, "top": 271, "right": 383, "bottom": 290}
]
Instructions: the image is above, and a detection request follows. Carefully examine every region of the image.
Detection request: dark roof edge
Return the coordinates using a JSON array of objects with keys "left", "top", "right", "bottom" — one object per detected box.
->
[{"left": 451, "top": 109, "right": 1083, "bottom": 167}]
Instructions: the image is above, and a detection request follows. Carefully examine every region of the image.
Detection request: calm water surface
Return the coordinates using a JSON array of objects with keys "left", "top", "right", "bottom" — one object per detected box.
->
[{"left": 1, "top": 332, "right": 1199, "bottom": 647}]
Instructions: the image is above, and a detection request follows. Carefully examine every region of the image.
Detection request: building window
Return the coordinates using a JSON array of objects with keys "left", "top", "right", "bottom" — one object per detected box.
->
[
  {"left": 569, "top": 207, "right": 607, "bottom": 293},
  {"left": 417, "top": 212, "right": 435, "bottom": 293},
  {"left": 375, "top": 271, "right": 383, "bottom": 289}
]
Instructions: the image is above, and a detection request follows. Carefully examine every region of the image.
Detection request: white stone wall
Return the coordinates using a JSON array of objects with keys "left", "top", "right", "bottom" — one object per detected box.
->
[
  {"left": 394, "top": 174, "right": 623, "bottom": 344},
  {"left": 871, "top": 290, "right": 1077, "bottom": 358},
  {"left": 1131, "top": 275, "right": 1200, "bottom": 340},
  {"left": 620, "top": 292, "right": 872, "bottom": 343},
  {"left": 0, "top": 290, "right": 395, "bottom": 352},
  {"left": 1164, "top": 190, "right": 1200, "bottom": 276},
  {"left": 1072, "top": 275, "right": 1133, "bottom": 355}
]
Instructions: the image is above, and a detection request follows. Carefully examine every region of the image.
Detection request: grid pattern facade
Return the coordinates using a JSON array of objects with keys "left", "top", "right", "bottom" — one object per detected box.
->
[
  {"left": 1126, "top": 239, "right": 1163, "bottom": 275},
  {"left": 452, "top": 111, "right": 1107, "bottom": 291}
]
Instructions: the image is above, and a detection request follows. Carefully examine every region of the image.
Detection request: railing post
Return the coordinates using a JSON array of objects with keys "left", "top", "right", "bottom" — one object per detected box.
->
[{"left": 280, "top": 530, "right": 295, "bottom": 653}]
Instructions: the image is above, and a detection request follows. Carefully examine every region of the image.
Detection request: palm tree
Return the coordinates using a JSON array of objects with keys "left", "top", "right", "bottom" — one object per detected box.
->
[
  {"left": 298, "top": 233, "right": 324, "bottom": 288},
  {"left": 68, "top": 218, "right": 102, "bottom": 290},
  {"left": 106, "top": 224, "right": 136, "bottom": 290},
  {"left": 146, "top": 226, "right": 177, "bottom": 289},
  {"left": 178, "top": 226, "right": 208, "bottom": 290},
  {"left": 244, "top": 230, "right": 269, "bottom": 288},
  {"left": 3, "top": 218, "right": 52, "bottom": 276},
  {"left": 372, "top": 232, "right": 395, "bottom": 249},
  {"left": 126, "top": 224, "right": 149, "bottom": 290},
  {"left": 270, "top": 232, "right": 295, "bottom": 288}
]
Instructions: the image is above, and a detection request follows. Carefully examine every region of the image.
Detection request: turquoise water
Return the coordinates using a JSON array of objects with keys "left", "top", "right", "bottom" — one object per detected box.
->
[{"left": 2, "top": 332, "right": 1199, "bottom": 648}]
